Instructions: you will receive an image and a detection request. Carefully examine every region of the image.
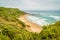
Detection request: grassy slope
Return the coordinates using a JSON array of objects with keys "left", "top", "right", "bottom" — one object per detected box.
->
[
  {"left": 0, "top": 7, "right": 26, "bottom": 27},
  {"left": 0, "top": 7, "right": 60, "bottom": 40},
  {"left": 0, "top": 7, "right": 26, "bottom": 40}
]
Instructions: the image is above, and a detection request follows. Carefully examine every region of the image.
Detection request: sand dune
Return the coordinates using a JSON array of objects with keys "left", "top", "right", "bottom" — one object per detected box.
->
[{"left": 18, "top": 14, "right": 42, "bottom": 33}]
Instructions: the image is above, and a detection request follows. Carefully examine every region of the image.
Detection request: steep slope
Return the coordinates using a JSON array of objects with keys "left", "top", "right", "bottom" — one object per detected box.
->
[
  {"left": 0, "top": 7, "right": 26, "bottom": 40},
  {"left": 0, "top": 7, "right": 60, "bottom": 40},
  {"left": 0, "top": 7, "right": 26, "bottom": 27}
]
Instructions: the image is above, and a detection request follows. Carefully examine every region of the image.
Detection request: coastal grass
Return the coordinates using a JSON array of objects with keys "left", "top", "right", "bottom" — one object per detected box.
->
[
  {"left": 0, "top": 7, "right": 26, "bottom": 27},
  {"left": 0, "top": 7, "right": 60, "bottom": 40}
]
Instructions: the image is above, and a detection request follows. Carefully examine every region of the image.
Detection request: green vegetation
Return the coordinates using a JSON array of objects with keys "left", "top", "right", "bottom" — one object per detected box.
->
[
  {"left": 39, "top": 21, "right": 60, "bottom": 40},
  {"left": 0, "top": 7, "right": 60, "bottom": 40},
  {"left": 0, "top": 7, "right": 26, "bottom": 27}
]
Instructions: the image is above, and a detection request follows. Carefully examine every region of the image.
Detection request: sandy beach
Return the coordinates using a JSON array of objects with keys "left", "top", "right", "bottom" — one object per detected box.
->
[{"left": 18, "top": 14, "right": 42, "bottom": 33}]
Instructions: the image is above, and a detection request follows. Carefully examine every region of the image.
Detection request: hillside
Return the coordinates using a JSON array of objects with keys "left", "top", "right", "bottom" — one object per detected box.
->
[
  {"left": 0, "top": 7, "right": 26, "bottom": 40},
  {"left": 0, "top": 7, "right": 60, "bottom": 40},
  {"left": 0, "top": 7, "right": 26, "bottom": 27}
]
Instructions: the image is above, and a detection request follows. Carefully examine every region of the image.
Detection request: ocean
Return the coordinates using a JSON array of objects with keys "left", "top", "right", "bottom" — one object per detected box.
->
[{"left": 24, "top": 10, "right": 60, "bottom": 26}]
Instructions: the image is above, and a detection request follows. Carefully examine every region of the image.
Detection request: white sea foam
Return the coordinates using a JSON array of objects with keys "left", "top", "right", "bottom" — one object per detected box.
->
[
  {"left": 50, "top": 16, "right": 60, "bottom": 20},
  {"left": 26, "top": 15, "right": 48, "bottom": 26}
]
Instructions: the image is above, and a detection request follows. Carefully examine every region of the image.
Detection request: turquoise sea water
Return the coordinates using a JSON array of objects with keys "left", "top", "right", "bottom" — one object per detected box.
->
[{"left": 25, "top": 10, "right": 60, "bottom": 26}]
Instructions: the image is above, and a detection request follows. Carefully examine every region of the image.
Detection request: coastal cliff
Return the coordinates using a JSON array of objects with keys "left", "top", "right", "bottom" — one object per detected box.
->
[{"left": 0, "top": 7, "right": 60, "bottom": 40}]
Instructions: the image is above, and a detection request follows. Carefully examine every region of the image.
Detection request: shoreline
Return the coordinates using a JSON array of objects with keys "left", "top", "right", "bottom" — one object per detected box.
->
[{"left": 18, "top": 14, "right": 42, "bottom": 33}]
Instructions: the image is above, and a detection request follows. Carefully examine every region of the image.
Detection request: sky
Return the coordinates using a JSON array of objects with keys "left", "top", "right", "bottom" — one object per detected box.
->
[{"left": 0, "top": 0, "right": 60, "bottom": 10}]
